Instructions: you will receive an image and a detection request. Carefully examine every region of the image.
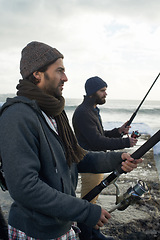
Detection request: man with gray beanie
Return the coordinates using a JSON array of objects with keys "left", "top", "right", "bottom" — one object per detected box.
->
[
  {"left": 72, "top": 76, "right": 137, "bottom": 240},
  {"left": 0, "top": 42, "right": 142, "bottom": 240}
]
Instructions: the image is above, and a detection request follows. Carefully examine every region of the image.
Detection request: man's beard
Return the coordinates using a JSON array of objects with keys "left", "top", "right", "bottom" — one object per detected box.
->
[
  {"left": 94, "top": 94, "right": 106, "bottom": 105},
  {"left": 43, "top": 72, "right": 62, "bottom": 98}
]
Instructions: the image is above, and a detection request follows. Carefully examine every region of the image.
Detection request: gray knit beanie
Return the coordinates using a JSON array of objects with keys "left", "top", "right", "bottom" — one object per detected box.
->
[
  {"left": 20, "top": 41, "right": 64, "bottom": 78},
  {"left": 85, "top": 76, "right": 108, "bottom": 96}
]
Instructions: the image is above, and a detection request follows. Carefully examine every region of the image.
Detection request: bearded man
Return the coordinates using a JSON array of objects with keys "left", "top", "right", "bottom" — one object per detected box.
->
[
  {"left": 0, "top": 44, "right": 141, "bottom": 240},
  {"left": 72, "top": 76, "right": 137, "bottom": 240}
]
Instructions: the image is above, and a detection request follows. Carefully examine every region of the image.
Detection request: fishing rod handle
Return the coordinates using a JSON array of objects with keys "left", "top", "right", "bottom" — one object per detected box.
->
[
  {"left": 82, "top": 182, "right": 105, "bottom": 201},
  {"left": 121, "top": 114, "right": 136, "bottom": 136},
  {"left": 125, "top": 112, "right": 137, "bottom": 127},
  {"left": 82, "top": 171, "right": 120, "bottom": 201},
  {"left": 117, "top": 129, "right": 160, "bottom": 174}
]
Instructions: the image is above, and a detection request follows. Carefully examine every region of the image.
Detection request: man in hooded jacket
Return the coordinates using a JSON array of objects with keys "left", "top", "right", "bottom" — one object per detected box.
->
[{"left": 0, "top": 42, "right": 142, "bottom": 240}]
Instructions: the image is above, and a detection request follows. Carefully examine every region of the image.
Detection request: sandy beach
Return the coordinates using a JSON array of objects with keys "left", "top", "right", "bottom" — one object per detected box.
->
[{"left": 0, "top": 134, "right": 160, "bottom": 240}]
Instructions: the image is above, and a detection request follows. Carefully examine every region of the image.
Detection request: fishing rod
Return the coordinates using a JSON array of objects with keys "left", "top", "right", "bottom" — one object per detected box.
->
[
  {"left": 125, "top": 72, "right": 160, "bottom": 128},
  {"left": 83, "top": 129, "right": 160, "bottom": 202}
]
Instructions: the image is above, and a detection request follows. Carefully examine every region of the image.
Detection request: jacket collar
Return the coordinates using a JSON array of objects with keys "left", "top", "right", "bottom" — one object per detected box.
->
[{"left": 82, "top": 95, "right": 96, "bottom": 108}]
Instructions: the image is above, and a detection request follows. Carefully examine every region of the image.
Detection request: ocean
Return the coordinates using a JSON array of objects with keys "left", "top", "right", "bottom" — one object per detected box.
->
[{"left": 0, "top": 94, "right": 160, "bottom": 176}]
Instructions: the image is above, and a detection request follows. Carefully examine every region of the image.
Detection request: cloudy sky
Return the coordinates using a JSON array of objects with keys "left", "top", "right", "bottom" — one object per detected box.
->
[{"left": 0, "top": 0, "right": 160, "bottom": 100}]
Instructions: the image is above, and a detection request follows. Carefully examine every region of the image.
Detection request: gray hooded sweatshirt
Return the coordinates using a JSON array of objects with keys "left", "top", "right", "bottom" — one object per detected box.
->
[{"left": 0, "top": 96, "right": 123, "bottom": 239}]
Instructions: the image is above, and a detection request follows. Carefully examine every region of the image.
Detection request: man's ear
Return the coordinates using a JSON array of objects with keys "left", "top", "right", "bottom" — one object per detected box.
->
[{"left": 33, "top": 71, "right": 42, "bottom": 81}]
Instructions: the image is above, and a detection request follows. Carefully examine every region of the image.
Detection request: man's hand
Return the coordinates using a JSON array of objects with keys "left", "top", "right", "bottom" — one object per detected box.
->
[
  {"left": 119, "top": 121, "right": 130, "bottom": 135},
  {"left": 121, "top": 153, "right": 143, "bottom": 172},
  {"left": 129, "top": 137, "right": 138, "bottom": 147},
  {"left": 94, "top": 208, "right": 111, "bottom": 229}
]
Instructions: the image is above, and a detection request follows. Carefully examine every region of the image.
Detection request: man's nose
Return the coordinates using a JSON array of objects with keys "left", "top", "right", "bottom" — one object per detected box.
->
[{"left": 62, "top": 73, "right": 68, "bottom": 82}]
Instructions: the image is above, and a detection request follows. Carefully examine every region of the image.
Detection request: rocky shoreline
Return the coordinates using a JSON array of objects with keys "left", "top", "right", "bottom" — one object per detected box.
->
[{"left": 0, "top": 134, "right": 160, "bottom": 240}]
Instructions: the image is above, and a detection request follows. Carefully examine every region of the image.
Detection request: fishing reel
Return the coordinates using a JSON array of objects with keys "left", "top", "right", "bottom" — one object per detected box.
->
[
  {"left": 131, "top": 130, "right": 141, "bottom": 139},
  {"left": 109, "top": 180, "right": 148, "bottom": 213}
]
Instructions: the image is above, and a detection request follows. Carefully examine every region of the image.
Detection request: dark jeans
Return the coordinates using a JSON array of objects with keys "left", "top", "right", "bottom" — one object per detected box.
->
[{"left": 78, "top": 223, "right": 115, "bottom": 240}]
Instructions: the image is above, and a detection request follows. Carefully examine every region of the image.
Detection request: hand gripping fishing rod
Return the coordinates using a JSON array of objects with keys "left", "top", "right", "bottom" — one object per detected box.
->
[
  {"left": 125, "top": 73, "right": 160, "bottom": 128},
  {"left": 83, "top": 129, "right": 160, "bottom": 202}
]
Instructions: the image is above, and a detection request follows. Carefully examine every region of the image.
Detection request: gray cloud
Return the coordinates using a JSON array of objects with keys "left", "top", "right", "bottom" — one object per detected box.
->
[
  {"left": 1, "top": 0, "right": 160, "bottom": 48},
  {"left": 0, "top": 0, "right": 160, "bottom": 99}
]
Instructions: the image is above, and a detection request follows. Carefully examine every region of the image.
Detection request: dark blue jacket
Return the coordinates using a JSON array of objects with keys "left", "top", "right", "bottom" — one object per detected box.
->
[
  {"left": 0, "top": 96, "right": 123, "bottom": 239},
  {"left": 72, "top": 96, "right": 130, "bottom": 151}
]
